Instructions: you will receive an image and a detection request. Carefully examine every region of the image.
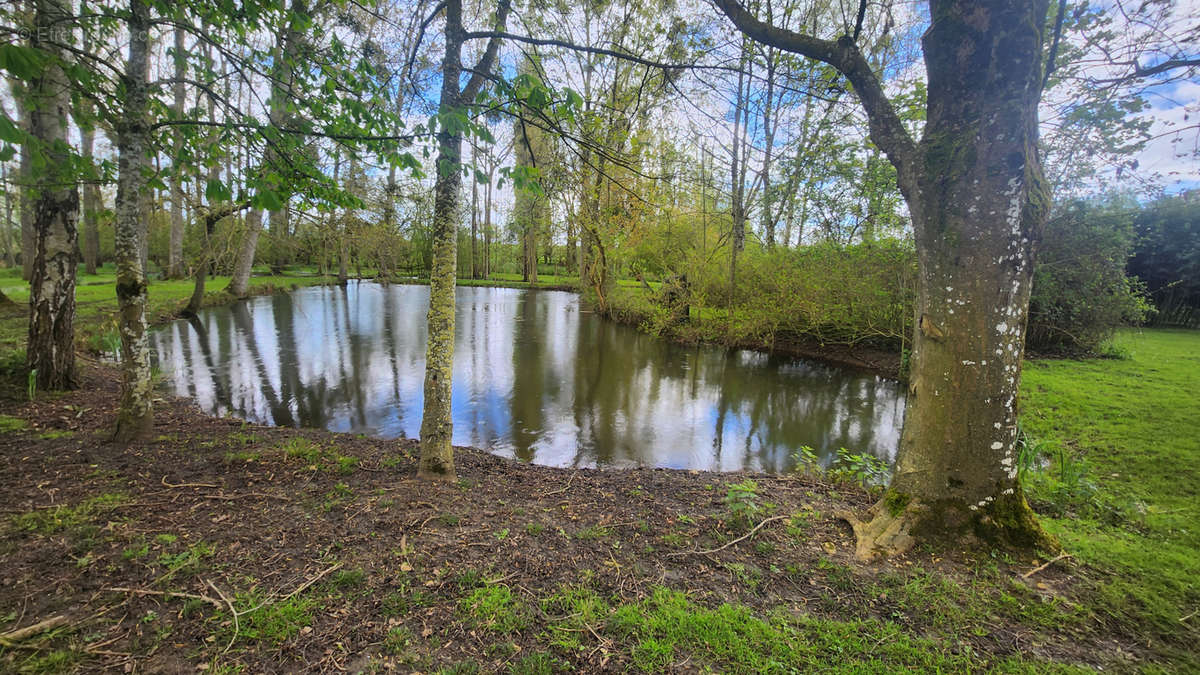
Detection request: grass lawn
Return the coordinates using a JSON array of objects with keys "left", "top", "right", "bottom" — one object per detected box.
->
[{"left": 1020, "top": 328, "right": 1200, "bottom": 669}]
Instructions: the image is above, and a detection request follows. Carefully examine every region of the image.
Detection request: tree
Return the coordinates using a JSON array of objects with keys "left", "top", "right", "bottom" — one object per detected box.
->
[
  {"left": 716, "top": 0, "right": 1059, "bottom": 557},
  {"left": 25, "top": 0, "right": 81, "bottom": 391},
  {"left": 112, "top": 0, "right": 154, "bottom": 441},
  {"left": 416, "top": 0, "right": 509, "bottom": 479}
]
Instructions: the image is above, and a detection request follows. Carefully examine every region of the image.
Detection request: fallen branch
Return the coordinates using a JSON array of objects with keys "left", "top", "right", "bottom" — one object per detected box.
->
[
  {"left": 205, "top": 579, "right": 239, "bottom": 655},
  {"left": 202, "top": 492, "right": 292, "bottom": 502},
  {"left": 161, "top": 476, "right": 218, "bottom": 489},
  {"left": 104, "top": 587, "right": 223, "bottom": 610},
  {"left": 0, "top": 615, "right": 69, "bottom": 646},
  {"left": 1021, "top": 552, "right": 1072, "bottom": 580},
  {"left": 667, "top": 515, "right": 788, "bottom": 558},
  {"left": 541, "top": 473, "right": 576, "bottom": 497}
]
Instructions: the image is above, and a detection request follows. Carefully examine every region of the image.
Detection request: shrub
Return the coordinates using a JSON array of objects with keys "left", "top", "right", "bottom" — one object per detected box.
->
[{"left": 1027, "top": 200, "right": 1151, "bottom": 351}]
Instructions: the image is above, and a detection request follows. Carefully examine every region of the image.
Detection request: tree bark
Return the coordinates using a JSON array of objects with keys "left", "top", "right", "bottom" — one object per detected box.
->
[
  {"left": 167, "top": 25, "right": 186, "bottom": 279},
  {"left": 716, "top": 0, "right": 1057, "bottom": 557},
  {"left": 418, "top": 0, "right": 509, "bottom": 480},
  {"left": 25, "top": 0, "right": 80, "bottom": 391},
  {"left": 228, "top": 209, "right": 263, "bottom": 297},
  {"left": 113, "top": 0, "right": 154, "bottom": 442}
]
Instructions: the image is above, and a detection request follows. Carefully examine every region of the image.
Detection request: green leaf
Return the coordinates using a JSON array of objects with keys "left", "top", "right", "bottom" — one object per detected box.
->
[
  {"left": 0, "top": 44, "right": 46, "bottom": 80},
  {"left": 205, "top": 179, "right": 232, "bottom": 203}
]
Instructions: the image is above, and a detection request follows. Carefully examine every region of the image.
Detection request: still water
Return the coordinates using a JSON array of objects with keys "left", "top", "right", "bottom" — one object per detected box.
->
[{"left": 151, "top": 282, "right": 905, "bottom": 472}]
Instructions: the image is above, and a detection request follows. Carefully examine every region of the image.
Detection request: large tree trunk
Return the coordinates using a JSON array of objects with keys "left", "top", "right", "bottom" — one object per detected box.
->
[
  {"left": 861, "top": 0, "right": 1055, "bottom": 555},
  {"left": 717, "top": 0, "right": 1056, "bottom": 557},
  {"left": 25, "top": 0, "right": 80, "bottom": 391},
  {"left": 113, "top": 0, "right": 154, "bottom": 442}
]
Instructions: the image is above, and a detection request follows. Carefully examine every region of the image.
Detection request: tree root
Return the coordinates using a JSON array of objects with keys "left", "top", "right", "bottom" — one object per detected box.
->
[
  {"left": 838, "top": 504, "right": 916, "bottom": 561},
  {"left": 840, "top": 489, "right": 1059, "bottom": 561}
]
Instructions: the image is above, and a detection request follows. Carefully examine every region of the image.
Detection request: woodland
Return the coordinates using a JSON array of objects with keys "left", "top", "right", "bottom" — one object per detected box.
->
[{"left": 0, "top": 0, "right": 1198, "bottom": 672}]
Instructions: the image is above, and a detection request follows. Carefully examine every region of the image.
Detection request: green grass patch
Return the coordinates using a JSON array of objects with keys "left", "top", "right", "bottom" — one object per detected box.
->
[
  {"left": 11, "top": 493, "right": 127, "bottom": 536},
  {"left": 218, "top": 592, "right": 318, "bottom": 646},
  {"left": 278, "top": 438, "right": 359, "bottom": 475},
  {"left": 459, "top": 585, "right": 529, "bottom": 634},
  {"left": 603, "top": 586, "right": 1072, "bottom": 673},
  {"left": 0, "top": 414, "right": 28, "bottom": 432},
  {"left": 1021, "top": 328, "right": 1200, "bottom": 669}
]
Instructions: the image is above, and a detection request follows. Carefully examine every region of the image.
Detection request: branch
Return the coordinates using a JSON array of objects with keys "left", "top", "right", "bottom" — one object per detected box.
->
[
  {"left": 1042, "top": 0, "right": 1068, "bottom": 90},
  {"left": 712, "top": 0, "right": 918, "bottom": 191},
  {"left": 461, "top": 0, "right": 513, "bottom": 102}
]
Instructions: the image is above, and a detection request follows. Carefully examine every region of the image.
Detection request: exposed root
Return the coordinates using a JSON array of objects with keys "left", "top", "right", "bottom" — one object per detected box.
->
[
  {"left": 838, "top": 504, "right": 916, "bottom": 561},
  {"left": 841, "top": 488, "right": 1059, "bottom": 561}
]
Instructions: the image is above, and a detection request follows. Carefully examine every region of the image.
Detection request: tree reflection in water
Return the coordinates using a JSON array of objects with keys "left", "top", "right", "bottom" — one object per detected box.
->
[{"left": 151, "top": 282, "right": 905, "bottom": 473}]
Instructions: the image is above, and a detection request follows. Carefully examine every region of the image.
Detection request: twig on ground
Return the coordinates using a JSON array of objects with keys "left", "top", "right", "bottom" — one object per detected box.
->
[
  {"left": 161, "top": 476, "right": 218, "bottom": 489},
  {"left": 542, "top": 473, "right": 576, "bottom": 497},
  {"left": 104, "top": 587, "right": 223, "bottom": 610},
  {"left": 202, "top": 492, "right": 292, "bottom": 502},
  {"left": 667, "top": 515, "right": 788, "bottom": 558},
  {"left": 0, "top": 614, "right": 69, "bottom": 646},
  {"left": 280, "top": 562, "right": 343, "bottom": 602},
  {"left": 1021, "top": 552, "right": 1073, "bottom": 580},
  {"left": 205, "top": 579, "right": 238, "bottom": 654}
]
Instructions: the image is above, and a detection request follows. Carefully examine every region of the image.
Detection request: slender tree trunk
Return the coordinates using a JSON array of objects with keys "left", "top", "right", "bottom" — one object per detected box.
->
[
  {"left": 419, "top": 0, "right": 508, "bottom": 479},
  {"left": 8, "top": 74, "right": 35, "bottom": 281},
  {"left": 113, "top": 0, "right": 154, "bottom": 441},
  {"left": 228, "top": 209, "right": 263, "bottom": 297},
  {"left": 80, "top": 123, "right": 100, "bottom": 274},
  {"left": 483, "top": 164, "right": 492, "bottom": 279},
  {"left": 1, "top": 164, "right": 13, "bottom": 267},
  {"left": 470, "top": 144, "right": 479, "bottom": 279},
  {"left": 761, "top": 46, "right": 776, "bottom": 249},
  {"left": 25, "top": 0, "right": 79, "bottom": 390},
  {"left": 418, "top": 14, "right": 467, "bottom": 479},
  {"left": 167, "top": 25, "right": 186, "bottom": 278},
  {"left": 729, "top": 44, "right": 748, "bottom": 291}
]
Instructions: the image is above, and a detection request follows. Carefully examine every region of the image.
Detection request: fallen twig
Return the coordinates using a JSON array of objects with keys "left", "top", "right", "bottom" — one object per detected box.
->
[
  {"left": 104, "top": 587, "right": 223, "bottom": 610},
  {"left": 1021, "top": 552, "right": 1073, "bottom": 580},
  {"left": 280, "top": 562, "right": 343, "bottom": 602},
  {"left": 161, "top": 476, "right": 218, "bottom": 489},
  {"left": 202, "top": 492, "right": 292, "bottom": 502},
  {"left": 0, "top": 614, "right": 69, "bottom": 646},
  {"left": 205, "top": 579, "right": 239, "bottom": 654},
  {"left": 667, "top": 515, "right": 788, "bottom": 558},
  {"left": 542, "top": 473, "right": 576, "bottom": 497}
]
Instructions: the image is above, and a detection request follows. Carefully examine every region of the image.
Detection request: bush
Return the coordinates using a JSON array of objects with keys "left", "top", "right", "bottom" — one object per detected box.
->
[{"left": 1027, "top": 200, "right": 1151, "bottom": 352}]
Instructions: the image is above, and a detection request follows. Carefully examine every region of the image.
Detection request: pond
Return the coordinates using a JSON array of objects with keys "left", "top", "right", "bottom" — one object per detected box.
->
[{"left": 151, "top": 282, "right": 905, "bottom": 473}]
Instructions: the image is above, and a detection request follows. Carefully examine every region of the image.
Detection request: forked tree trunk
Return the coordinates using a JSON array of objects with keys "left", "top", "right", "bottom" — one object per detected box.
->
[
  {"left": 418, "top": 0, "right": 508, "bottom": 480},
  {"left": 25, "top": 0, "right": 79, "bottom": 391},
  {"left": 717, "top": 0, "right": 1057, "bottom": 557},
  {"left": 113, "top": 0, "right": 154, "bottom": 442}
]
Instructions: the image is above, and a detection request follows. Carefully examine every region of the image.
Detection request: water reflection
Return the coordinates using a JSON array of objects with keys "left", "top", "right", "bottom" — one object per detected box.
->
[{"left": 151, "top": 282, "right": 906, "bottom": 472}]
